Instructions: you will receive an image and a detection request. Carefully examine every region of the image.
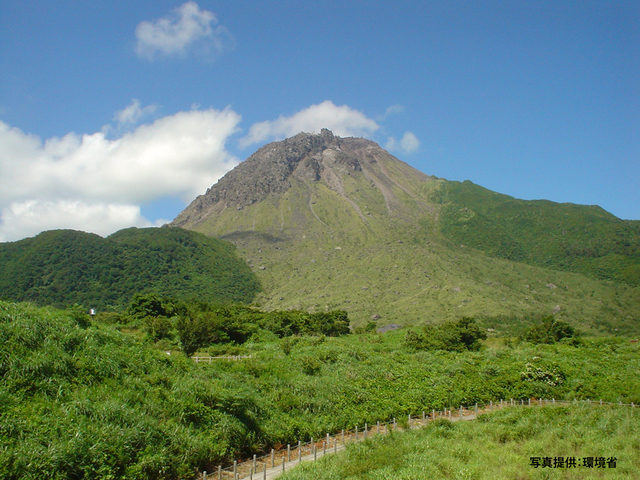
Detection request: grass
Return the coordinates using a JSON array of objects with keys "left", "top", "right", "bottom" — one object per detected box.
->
[
  {"left": 282, "top": 404, "right": 640, "bottom": 479},
  {"left": 3, "top": 299, "right": 640, "bottom": 478}
]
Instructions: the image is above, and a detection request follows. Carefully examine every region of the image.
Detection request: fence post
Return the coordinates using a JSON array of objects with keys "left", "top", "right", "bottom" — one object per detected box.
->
[
  {"left": 250, "top": 467, "right": 253, "bottom": 480},
  {"left": 298, "top": 440, "right": 302, "bottom": 462},
  {"left": 342, "top": 429, "right": 345, "bottom": 445},
  {"left": 233, "top": 460, "right": 237, "bottom": 479},
  {"left": 326, "top": 433, "right": 330, "bottom": 447},
  {"left": 408, "top": 414, "right": 411, "bottom": 428},
  {"left": 253, "top": 454, "right": 257, "bottom": 473},
  {"left": 394, "top": 417, "right": 397, "bottom": 430},
  {"left": 271, "top": 449, "right": 275, "bottom": 468},
  {"left": 314, "top": 444, "right": 317, "bottom": 461},
  {"left": 218, "top": 465, "right": 222, "bottom": 480},
  {"left": 528, "top": 398, "right": 531, "bottom": 407},
  {"left": 323, "top": 440, "right": 327, "bottom": 456},
  {"left": 203, "top": 471, "right": 207, "bottom": 480},
  {"left": 490, "top": 400, "right": 493, "bottom": 411},
  {"left": 263, "top": 464, "right": 266, "bottom": 480},
  {"left": 475, "top": 403, "right": 478, "bottom": 415},
  {"left": 432, "top": 409, "right": 435, "bottom": 420},
  {"left": 377, "top": 421, "right": 380, "bottom": 433},
  {"left": 364, "top": 423, "right": 368, "bottom": 440},
  {"left": 334, "top": 437, "right": 337, "bottom": 453},
  {"left": 355, "top": 425, "right": 358, "bottom": 441}
]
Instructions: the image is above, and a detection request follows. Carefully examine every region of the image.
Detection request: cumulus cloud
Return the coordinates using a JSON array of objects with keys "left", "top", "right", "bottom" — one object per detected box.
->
[
  {"left": 114, "top": 99, "right": 158, "bottom": 127},
  {"left": 135, "top": 2, "right": 233, "bottom": 60},
  {"left": 0, "top": 200, "right": 153, "bottom": 242},
  {"left": 400, "top": 131, "right": 420, "bottom": 153},
  {"left": 0, "top": 107, "right": 241, "bottom": 241},
  {"left": 240, "top": 101, "right": 380, "bottom": 148},
  {"left": 386, "top": 131, "right": 420, "bottom": 155}
]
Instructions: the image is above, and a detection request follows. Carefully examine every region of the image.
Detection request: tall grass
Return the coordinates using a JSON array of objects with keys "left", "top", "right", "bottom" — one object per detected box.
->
[
  {"left": 282, "top": 404, "right": 640, "bottom": 479},
  {"left": 2, "top": 300, "right": 640, "bottom": 478}
]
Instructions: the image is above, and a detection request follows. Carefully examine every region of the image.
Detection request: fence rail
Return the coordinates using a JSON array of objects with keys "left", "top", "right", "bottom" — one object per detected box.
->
[
  {"left": 198, "top": 398, "right": 637, "bottom": 480},
  {"left": 191, "top": 355, "right": 253, "bottom": 363}
]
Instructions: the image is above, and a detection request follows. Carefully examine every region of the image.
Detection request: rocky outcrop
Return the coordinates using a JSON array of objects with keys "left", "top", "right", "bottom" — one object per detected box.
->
[{"left": 171, "top": 129, "right": 416, "bottom": 228}]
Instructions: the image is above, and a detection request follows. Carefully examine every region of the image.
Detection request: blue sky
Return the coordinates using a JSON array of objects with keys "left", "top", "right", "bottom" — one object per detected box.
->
[{"left": 0, "top": 1, "right": 638, "bottom": 241}]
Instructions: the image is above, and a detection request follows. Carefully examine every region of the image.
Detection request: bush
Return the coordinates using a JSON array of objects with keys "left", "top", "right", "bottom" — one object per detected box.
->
[
  {"left": 520, "top": 316, "right": 576, "bottom": 344},
  {"left": 403, "top": 317, "right": 486, "bottom": 352}
]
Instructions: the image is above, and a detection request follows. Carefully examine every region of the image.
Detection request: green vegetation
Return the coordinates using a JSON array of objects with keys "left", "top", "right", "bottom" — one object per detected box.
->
[
  {"left": 2, "top": 299, "right": 639, "bottom": 479},
  {"left": 282, "top": 404, "right": 640, "bottom": 480},
  {"left": 436, "top": 180, "right": 640, "bottom": 286},
  {"left": 0, "top": 227, "right": 260, "bottom": 309},
  {"left": 520, "top": 316, "right": 577, "bottom": 344},
  {"left": 403, "top": 317, "right": 487, "bottom": 352},
  {"left": 176, "top": 155, "right": 640, "bottom": 332}
]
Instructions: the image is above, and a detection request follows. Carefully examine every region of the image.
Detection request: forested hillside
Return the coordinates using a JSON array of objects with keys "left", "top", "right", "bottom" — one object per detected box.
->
[
  {"left": 0, "top": 227, "right": 260, "bottom": 309},
  {"left": 435, "top": 180, "right": 640, "bottom": 285}
]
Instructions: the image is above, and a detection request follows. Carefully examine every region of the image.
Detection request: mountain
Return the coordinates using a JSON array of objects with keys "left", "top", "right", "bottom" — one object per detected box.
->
[
  {"left": 0, "top": 227, "right": 260, "bottom": 309},
  {"left": 173, "top": 130, "right": 640, "bottom": 334}
]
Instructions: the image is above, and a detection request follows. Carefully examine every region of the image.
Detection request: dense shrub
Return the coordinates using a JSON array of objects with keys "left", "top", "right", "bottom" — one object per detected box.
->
[
  {"left": 520, "top": 316, "right": 576, "bottom": 344},
  {"left": 404, "top": 317, "right": 487, "bottom": 352}
]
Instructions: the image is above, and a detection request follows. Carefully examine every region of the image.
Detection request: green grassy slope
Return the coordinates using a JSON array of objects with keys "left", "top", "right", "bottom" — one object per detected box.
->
[
  {"left": 183, "top": 170, "right": 640, "bottom": 333},
  {"left": 435, "top": 180, "right": 640, "bottom": 285},
  {"left": 283, "top": 405, "right": 640, "bottom": 480},
  {"left": 0, "top": 227, "right": 260, "bottom": 309},
  {"left": 173, "top": 133, "right": 640, "bottom": 332},
  {"left": 2, "top": 299, "right": 639, "bottom": 478}
]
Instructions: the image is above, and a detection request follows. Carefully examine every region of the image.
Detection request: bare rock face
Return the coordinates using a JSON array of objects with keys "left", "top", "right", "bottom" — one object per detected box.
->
[{"left": 172, "top": 129, "right": 421, "bottom": 229}]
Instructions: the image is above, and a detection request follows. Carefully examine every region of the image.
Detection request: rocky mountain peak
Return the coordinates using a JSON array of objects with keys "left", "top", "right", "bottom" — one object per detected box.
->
[{"left": 172, "top": 130, "right": 386, "bottom": 227}]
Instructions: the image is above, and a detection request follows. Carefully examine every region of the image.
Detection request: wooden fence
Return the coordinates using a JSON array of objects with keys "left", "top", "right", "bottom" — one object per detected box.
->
[
  {"left": 191, "top": 355, "right": 253, "bottom": 363},
  {"left": 198, "top": 398, "right": 638, "bottom": 480}
]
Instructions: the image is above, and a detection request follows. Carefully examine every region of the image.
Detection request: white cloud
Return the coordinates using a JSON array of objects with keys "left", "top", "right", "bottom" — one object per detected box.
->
[
  {"left": 114, "top": 99, "right": 158, "bottom": 127},
  {"left": 0, "top": 200, "right": 152, "bottom": 242},
  {"left": 400, "top": 131, "right": 420, "bottom": 153},
  {"left": 376, "top": 104, "right": 404, "bottom": 121},
  {"left": 135, "top": 2, "right": 233, "bottom": 60},
  {"left": 385, "top": 137, "right": 398, "bottom": 151},
  {"left": 240, "top": 101, "right": 380, "bottom": 148},
  {"left": 0, "top": 99, "right": 422, "bottom": 242},
  {"left": 0, "top": 107, "right": 241, "bottom": 241},
  {"left": 386, "top": 131, "right": 420, "bottom": 155}
]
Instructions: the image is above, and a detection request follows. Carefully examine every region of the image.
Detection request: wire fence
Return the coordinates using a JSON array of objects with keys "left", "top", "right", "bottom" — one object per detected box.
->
[{"left": 197, "top": 398, "right": 638, "bottom": 480}]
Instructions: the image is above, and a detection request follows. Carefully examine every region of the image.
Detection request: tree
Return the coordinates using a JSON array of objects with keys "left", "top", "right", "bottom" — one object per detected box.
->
[{"left": 127, "top": 292, "right": 175, "bottom": 319}]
